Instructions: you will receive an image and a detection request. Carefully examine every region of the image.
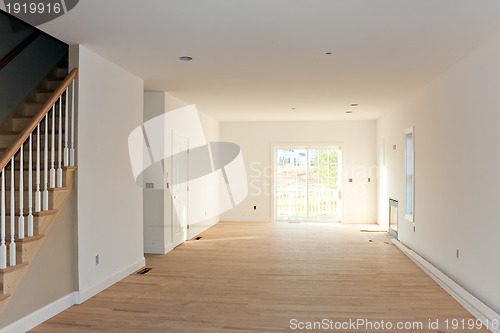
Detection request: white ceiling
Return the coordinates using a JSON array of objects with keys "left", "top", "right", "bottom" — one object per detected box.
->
[{"left": 27, "top": 0, "right": 500, "bottom": 121}]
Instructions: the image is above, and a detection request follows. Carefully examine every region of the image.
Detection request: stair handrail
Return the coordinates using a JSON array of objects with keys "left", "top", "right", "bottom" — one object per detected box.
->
[
  {"left": 0, "top": 31, "right": 41, "bottom": 71},
  {"left": 0, "top": 68, "right": 78, "bottom": 172}
]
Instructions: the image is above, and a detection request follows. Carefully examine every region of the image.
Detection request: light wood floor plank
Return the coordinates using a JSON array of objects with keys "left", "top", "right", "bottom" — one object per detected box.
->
[{"left": 31, "top": 222, "right": 486, "bottom": 332}]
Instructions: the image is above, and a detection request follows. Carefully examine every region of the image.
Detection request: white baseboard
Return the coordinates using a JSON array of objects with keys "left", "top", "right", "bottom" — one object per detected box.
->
[
  {"left": 0, "top": 258, "right": 146, "bottom": 332},
  {"left": 144, "top": 244, "right": 170, "bottom": 254},
  {"left": 76, "top": 257, "right": 146, "bottom": 304},
  {"left": 392, "top": 239, "right": 500, "bottom": 333},
  {"left": 220, "top": 216, "right": 271, "bottom": 222},
  {"left": 0, "top": 292, "right": 78, "bottom": 333},
  {"left": 187, "top": 217, "right": 219, "bottom": 239}
]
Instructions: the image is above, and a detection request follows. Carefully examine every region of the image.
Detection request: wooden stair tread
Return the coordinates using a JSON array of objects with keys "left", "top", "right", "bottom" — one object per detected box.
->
[
  {"left": 12, "top": 114, "right": 65, "bottom": 119},
  {"left": 0, "top": 262, "right": 28, "bottom": 274},
  {"left": 6, "top": 186, "right": 72, "bottom": 192},
  {"left": 19, "top": 234, "right": 44, "bottom": 243},
  {"left": 4, "top": 209, "right": 58, "bottom": 217},
  {"left": 5, "top": 234, "right": 45, "bottom": 243},
  {"left": 12, "top": 166, "right": 77, "bottom": 170}
]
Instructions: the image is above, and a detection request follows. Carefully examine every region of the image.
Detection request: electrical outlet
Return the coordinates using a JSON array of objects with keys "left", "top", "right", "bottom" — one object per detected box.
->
[
  {"left": 95, "top": 255, "right": 99, "bottom": 265},
  {"left": 145, "top": 182, "right": 154, "bottom": 189}
]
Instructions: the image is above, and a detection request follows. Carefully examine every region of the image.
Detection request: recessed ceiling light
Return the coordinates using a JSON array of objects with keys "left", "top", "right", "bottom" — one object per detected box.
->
[
  {"left": 325, "top": 52, "right": 332, "bottom": 55},
  {"left": 178, "top": 56, "right": 193, "bottom": 61},
  {"left": 350, "top": 103, "right": 358, "bottom": 107},
  {"left": 346, "top": 111, "right": 353, "bottom": 114}
]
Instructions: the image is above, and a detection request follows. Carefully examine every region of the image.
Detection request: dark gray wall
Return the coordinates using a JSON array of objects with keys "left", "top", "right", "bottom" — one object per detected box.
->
[
  {"left": 0, "top": 34, "right": 67, "bottom": 122},
  {"left": 0, "top": 14, "right": 32, "bottom": 60}
]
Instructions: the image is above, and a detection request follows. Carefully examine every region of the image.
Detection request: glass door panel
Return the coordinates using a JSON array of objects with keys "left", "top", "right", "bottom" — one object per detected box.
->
[
  {"left": 275, "top": 146, "right": 342, "bottom": 222},
  {"left": 276, "top": 148, "right": 307, "bottom": 221},
  {"left": 307, "top": 148, "right": 340, "bottom": 221}
]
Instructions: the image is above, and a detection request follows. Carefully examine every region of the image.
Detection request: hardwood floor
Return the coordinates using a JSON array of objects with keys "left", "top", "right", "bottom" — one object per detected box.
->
[{"left": 31, "top": 222, "right": 486, "bottom": 332}]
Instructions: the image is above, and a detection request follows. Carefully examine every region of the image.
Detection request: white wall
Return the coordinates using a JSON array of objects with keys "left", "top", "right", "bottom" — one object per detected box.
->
[
  {"left": 189, "top": 110, "right": 221, "bottom": 238},
  {"left": 143, "top": 92, "right": 167, "bottom": 254},
  {"left": 76, "top": 45, "right": 145, "bottom": 300},
  {"left": 143, "top": 92, "right": 221, "bottom": 252},
  {"left": 220, "top": 121, "right": 377, "bottom": 223},
  {"left": 377, "top": 31, "right": 500, "bottom": 313}
]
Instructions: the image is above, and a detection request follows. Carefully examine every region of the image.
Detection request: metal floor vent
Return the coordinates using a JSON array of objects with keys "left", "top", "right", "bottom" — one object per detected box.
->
[
  {"left": 288, "top": 221, "right": 301, "bottom": 224},
  {"left": 137, "top": 268, "right": 152, "bottom": 275}
]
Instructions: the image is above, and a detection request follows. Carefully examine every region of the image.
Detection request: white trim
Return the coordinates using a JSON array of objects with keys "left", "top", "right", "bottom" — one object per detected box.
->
[
  {"left": 392, "top": 239, "right": 500, "bottom": 333},
  {"left": 76, "top": 257, "right": 145, "bottom": 304},
  {"left": 144, "top": 244, "right": 172, "bottom": 254},
  {"left": 0, "top": 292, "right": 78, "bottom": 333},
  {"left": 220, "top": 216, "right": 271, "bottom": 223},
  {"left": 186, "top": 217, "right": 219, "bottom": 240},
  {"left": 404, "top": 126, "right": 415, "bottom": 222}
]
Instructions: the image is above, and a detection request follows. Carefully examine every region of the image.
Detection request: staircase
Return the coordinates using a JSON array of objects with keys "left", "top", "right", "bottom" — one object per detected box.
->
[{"left": 0, "top": 57, "right": 78, "bottom": 316}]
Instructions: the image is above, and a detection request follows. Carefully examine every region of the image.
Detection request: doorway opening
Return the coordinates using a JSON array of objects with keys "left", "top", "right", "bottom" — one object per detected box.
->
[{"left": 274, "top": 146, "right": 342, "bottom": 222}]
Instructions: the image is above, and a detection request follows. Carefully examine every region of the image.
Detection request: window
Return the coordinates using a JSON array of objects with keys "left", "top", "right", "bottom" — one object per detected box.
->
[{"left": 405, "top": 127, "right": 414, "bottom": 221}]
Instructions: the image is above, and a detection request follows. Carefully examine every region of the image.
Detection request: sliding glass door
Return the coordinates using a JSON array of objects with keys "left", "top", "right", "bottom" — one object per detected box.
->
[{"left": 275, "top": 146, "right": 342, "bottom": 222}]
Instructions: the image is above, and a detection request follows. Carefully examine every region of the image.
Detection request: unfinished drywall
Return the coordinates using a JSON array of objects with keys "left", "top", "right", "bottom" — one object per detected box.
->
[
  {"left": 220, "top": 121, "right": 377, "bottom": 223},
  {"left": 377, "top": 31, "right": 500, "bottom": 313}
]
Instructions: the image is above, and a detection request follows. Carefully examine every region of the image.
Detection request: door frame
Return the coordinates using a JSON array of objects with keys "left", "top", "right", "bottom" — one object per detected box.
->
[
  {"left": 271, "top": 142, "right": 344, "bottom": 223},
  {"left": 171, "top": 131, "right": 189, "bottom": 247}
]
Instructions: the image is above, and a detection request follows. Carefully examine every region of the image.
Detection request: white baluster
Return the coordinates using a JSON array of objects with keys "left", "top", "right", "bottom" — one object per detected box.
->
[
  {"left": 0, "top": 169, "right": 6, "bottom": 269},
  {"left": 57, "top": 96, "right": 63, "bottom": 187},
  {"left": 70, "top": 81, "right": 75, "bottom": 166},
  {"left": 64, "top": 87, "right": 69, "bottom": 166},
  {"left": 28, "top": 134, "right": 33, "bottom": 237},
  {"left": 43, "top": 114, "right": 49, "bottom": 211},
  {"left": 35, "top": 124, "right": 41, "bottom": 212},
  {"left": 10, "top": 157, "right": 16, "bottom": 266},
  {"left": 50, "top": 105, "right": 55, "bottom": 188},
  {"left": 18, "top": 145, "right": 24, "bottom": 239}
]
